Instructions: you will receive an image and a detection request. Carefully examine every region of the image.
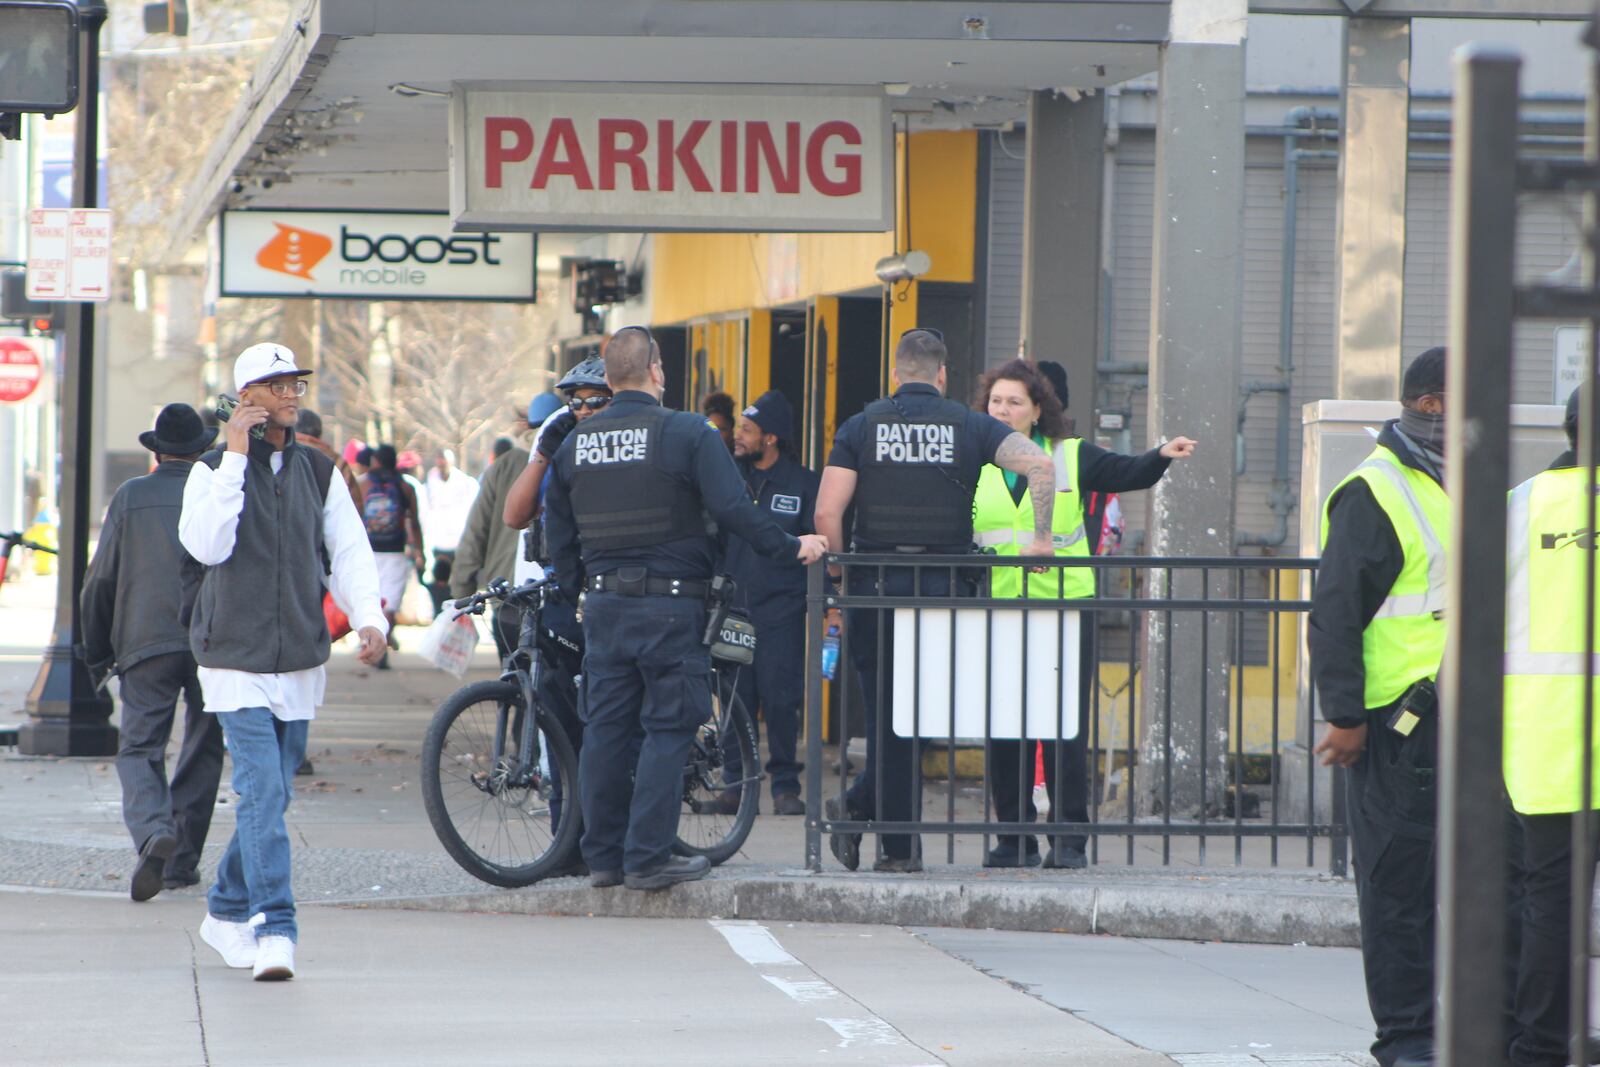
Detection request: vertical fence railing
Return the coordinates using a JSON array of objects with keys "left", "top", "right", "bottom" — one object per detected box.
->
[
  {"left": 1440, "top": 20, "right": 1600, "bottom": 1065},
  {"left": 804, "top": 553, "right": 1345, "bottom": 873}
]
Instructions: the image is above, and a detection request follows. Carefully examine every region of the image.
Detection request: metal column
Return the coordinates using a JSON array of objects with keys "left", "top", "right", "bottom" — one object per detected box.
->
[
  {"left": 18, "top": 2, "right": 115, "bottom": 756},
  {"left": 1332, "top": 17, "right": 1412, "bottom": 400},
  {"left": 1019, "top": 90, "right": 1105, "bottom": 436},
  {"left": 1437, "top": 45, "right": 1519, "bottom": 1067},
  {"left": 1139, "top": 0, "right": 1247, "bottom": 818}
]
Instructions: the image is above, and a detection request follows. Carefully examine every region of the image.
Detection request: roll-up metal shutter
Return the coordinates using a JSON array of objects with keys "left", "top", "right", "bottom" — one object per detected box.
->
[{"left": 984, "top": 130, "right": 1027, "bottom": 368}]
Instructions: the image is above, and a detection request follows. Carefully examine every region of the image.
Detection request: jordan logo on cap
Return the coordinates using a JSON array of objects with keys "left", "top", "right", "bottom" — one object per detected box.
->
[{"left": 270, "top": 350, "right": 292, "bottom": 368}]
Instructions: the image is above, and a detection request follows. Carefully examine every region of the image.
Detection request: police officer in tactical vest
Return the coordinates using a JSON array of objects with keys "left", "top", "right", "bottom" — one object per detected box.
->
[
  {"left": 813, "top": 328, "right": 1058, "bottom": 872},
  {"left": 1502, "top": 384, "right": 1600, "bottom": 1067},
  {"left": 1310, "top": 347, "right": 1449, "bottom": 1067},
  {"left": 544, "top": 327, "right": 828, "bottom": 891}
]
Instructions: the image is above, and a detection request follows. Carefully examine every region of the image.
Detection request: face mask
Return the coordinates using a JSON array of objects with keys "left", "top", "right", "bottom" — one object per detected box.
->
[{"left": 1399, "top": 406, "right": 1447, "bottom": 453}]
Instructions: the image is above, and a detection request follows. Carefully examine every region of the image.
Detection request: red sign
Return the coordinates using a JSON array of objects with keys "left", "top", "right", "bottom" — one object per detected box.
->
[
  {"left": 0, "top": 338, "right": 44, "bottom": 403},
  {"left": 452, "top": 86, "right": 891, "bottom": 233}
]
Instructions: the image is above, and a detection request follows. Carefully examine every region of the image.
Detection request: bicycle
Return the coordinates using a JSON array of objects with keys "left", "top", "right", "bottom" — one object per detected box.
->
[{"left": 419, "top": 576, "right": 761, "bottom": 888}]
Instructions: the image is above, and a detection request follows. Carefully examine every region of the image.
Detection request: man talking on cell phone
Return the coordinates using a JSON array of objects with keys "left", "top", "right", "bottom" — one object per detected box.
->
[{"left": 179, "top": 343, "right": 387, "bottom": 983}]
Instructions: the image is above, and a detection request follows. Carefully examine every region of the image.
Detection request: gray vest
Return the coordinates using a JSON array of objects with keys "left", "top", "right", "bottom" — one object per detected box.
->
[{"left": 189, "top": 435, "right": 332, "bottom": 674}]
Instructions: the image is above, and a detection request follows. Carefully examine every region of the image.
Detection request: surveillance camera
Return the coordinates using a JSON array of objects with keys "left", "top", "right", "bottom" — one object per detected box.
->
[
  {"left": 874, "top": 250, "right": 932, "bottom": 285},
  {"left": 261, "top": 178, "right": 274, "bottom": 189}
]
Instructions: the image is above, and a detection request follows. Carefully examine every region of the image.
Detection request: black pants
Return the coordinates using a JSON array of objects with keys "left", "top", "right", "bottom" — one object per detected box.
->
[
  {"left": 728, "top": 612, "right": 806, "bottom": 799},
  {"left": 427, "top": 550, "right": 455, "bottom": 615},
  {"left": 579, "top": 592, "right": 709, "bottom": 875},
  {"left": 988, "top": 613, "right": 1096, "bottom": 856},
  {"left": 1510, "top": 810, "right": 1600, "bottom": 1066},
  {"left": 845, "top": 566, "right": 956, "bottom": 861},
  {"left": 115, "top": 652, "right": 225, "bottom": 880},
  {"left": 1346, "top": 707, "right": 1437, "bottom": 1067}
]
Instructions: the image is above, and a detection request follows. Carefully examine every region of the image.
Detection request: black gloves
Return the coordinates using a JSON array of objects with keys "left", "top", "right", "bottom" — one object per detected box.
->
[{"left": 536, "top": 411, "right": 578, "bottom": 459}]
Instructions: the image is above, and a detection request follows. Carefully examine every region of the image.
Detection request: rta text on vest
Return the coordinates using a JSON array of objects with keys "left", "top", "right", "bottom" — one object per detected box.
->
[
  {"left": 875, "top": 423, "right": 955, "bottom": 464},
  {"left": 576, "top": 428, "right": 649, "bottom": 465}
]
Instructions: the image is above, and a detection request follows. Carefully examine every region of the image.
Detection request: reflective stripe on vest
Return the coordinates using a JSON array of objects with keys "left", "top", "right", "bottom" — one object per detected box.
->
[
  {"left": 973, "top": 438, "right": 1092, "bottom": 600},
  {"left": 1356, "top": 457, "right": 1449, "bottom": 621},
  {"left": 1319, "top": 445, "right": 1449, "bottom": 709},
  {"left": 1503, "top": 467, "right": 1600, "bottom": 814}
]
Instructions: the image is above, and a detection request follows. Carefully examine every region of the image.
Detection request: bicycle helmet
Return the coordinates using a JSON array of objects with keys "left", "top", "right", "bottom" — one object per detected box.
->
[{"left": 556, "top": 356, "right": 609, "bottom": 394}]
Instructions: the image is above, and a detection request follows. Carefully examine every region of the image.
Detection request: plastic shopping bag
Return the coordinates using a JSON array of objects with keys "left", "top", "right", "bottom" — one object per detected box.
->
[{"left": 418, "top": 607, "right": 479, "bottom": 678}]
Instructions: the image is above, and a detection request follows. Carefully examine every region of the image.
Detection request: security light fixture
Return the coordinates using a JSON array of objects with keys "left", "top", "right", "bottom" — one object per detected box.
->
[
  {"left": 874, "top": 250, "right": 932, "bottom": 285},
  {"left": 0, "top": 1, "right": 79, "bottom": 116}
]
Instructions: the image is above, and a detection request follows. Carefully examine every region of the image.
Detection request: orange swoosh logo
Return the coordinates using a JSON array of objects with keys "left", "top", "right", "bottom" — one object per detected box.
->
[{"left": 256, "top": 223, "right": 333, "bottom": 280}]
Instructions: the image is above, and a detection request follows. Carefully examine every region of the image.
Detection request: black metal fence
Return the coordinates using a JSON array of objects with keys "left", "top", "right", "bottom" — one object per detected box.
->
[{"left": 802, "top": 552, "right": 1348, "bottom": 874}]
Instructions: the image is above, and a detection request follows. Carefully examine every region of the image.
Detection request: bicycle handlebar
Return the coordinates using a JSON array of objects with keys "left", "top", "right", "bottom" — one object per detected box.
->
[
  {"left": 1, "top": 532, "right": 56, "bottom": 555},
  {"left": 451, "top": 576, "right": 552, "bottom": 613}
]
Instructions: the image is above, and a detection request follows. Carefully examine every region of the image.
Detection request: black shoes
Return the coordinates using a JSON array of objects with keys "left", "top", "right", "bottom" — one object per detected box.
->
[
  {"left": 589, "top": 869, "right": 623, "bottom": 888},
  {"left": 1043, "top": 846, "right": 1088, "bottom": 869},
  {"left": 131, "top": 833, "right": 177, "bottom": 902},
  {"left": 296, "top": 757, "right": 314, "bottom": 777},
  {"left": 984, "top": 841, "right": 1042, "bottom": 868},
  {"left": 624, "top": 855, "right": 710, "bottom": 891},
  {"left": 772, "top": 793, "right": 806, "bottom": 817},
  {"left": 873, "top": 855, "right": 923, "bottom": 873},
  {"left": 825, "top": 797, "right": 861, "bottom": 871}
]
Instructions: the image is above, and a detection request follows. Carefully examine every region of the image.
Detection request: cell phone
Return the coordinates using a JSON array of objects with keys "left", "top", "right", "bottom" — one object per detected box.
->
[{"left": 215, "top": 393, "right": 267, "bottom": 440}]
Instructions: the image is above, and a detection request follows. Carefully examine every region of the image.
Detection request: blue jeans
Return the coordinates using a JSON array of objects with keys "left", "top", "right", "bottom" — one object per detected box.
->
[{"left": 207, "top": 708, "right": 308, "bottom": 942}]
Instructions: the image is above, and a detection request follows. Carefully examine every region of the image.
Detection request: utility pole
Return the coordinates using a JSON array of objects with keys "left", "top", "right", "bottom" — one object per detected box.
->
[{"left": 18, "top": 1, "right": 114, "bottom": 756}]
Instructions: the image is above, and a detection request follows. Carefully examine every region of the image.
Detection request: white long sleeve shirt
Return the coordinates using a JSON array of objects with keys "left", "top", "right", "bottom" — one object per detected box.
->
[{"left": 179, "top": 449, "right": 387, "bottom": 721}]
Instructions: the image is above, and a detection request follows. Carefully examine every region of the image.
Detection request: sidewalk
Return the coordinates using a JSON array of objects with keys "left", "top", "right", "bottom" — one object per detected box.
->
[{"left": 0, "top": 567, "right": 1358, "bottom": 948}]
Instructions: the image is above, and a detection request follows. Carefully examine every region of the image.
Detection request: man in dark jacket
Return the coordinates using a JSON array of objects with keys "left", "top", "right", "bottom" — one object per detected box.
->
[
  {"left": 1309, "top": 348, "right": 1449, "bottom": 1067},
  {"left": 82, "top": 403, "right": 225, "bottom": 902},
  {"left": 711, "top": 390, "right": 820, "bottom": 816}
]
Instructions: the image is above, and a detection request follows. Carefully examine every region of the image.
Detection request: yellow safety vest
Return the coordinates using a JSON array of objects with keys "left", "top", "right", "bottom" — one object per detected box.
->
[
  {"left": 1319, "top": 445, "right": 1449, "bottom": 709},
  {"left": 973, "top": 437, "right": 1093, "bottom": 600},
  {"left": 1503, "top": 466, "right": 1600, "bottom": 815}
]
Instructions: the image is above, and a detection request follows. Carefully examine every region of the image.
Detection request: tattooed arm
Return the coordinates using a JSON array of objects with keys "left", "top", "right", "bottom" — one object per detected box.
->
[{"left": 993, "top": 431, "right": 1056, "bottom": 557}]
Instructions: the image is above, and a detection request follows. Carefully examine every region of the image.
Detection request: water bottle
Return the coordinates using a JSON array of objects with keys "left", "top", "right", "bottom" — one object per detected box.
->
[{"left": 820, "top": 624, "right": 840, "bottom": 680}]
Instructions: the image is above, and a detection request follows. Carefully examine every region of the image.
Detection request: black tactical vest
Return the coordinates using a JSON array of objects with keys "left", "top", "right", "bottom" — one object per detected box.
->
[
  {"left": 568, "top": 406, "right": 707, "bottom": 552},
  {"left": 854, "top": 396, "right": 974, "bottom": 549}
]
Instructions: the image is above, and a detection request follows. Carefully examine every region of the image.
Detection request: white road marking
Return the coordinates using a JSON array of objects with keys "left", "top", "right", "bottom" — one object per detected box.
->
[
  {"left": 762, "top": 975, "right": 841, "bottom": 1003},
  {"left": 710, "top": 918, "right": 803, "bottom": 966},
  {"left": 708, "top": 919, "right": 944, "bottom": 1064},
  {"left": 820, "top": 1017, "right": 910, "bottom": 1048}
]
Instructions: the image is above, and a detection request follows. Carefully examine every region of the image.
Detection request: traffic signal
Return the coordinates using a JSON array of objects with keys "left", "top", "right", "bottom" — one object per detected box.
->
[
  {"left": 142, "top": 1, "right": 188, "bottom": 36},
  {"left": 1, "top": 269, "right": 63, "bottom": 334}
]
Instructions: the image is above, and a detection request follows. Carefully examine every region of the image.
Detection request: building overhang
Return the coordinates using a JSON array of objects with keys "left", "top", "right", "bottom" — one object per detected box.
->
[{"left": 169, "top": 0, "right": 1176, "bottom": 256}]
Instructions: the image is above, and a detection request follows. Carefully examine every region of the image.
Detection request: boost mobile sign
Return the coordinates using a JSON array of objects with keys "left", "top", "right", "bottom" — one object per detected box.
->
[
  {"left": 219, "top": 210, "right": 537, "bottom": 301},
  {"left": 450, "top": 84, "right": 892, "bottom": 232}
]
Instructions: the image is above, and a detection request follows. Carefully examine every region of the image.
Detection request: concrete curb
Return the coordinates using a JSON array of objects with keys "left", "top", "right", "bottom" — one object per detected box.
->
[{"left": 340, "top": 866, "right": 1362, "bottom": 948}]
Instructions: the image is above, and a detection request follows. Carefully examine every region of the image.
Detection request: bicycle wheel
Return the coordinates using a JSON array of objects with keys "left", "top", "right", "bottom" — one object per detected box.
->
[
  {"left": 421, "top": 679, "right": 581, "bottom": 888},
  {"left": 674, "top": 673, "right": 759, "bottom": 865}
]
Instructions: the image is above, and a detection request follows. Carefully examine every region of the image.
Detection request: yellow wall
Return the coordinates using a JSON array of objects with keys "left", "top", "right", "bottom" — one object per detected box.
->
[{"left": 652, "top": 130, "right": 977, "bottom": 325}]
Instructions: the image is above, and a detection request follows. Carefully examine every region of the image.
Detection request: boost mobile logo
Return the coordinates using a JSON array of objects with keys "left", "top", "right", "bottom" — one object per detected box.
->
[{"left": 256, "top": 223, "right": 333, "bottom": 280}]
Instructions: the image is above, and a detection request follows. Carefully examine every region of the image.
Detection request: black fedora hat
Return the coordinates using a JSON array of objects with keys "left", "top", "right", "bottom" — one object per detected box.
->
[{"left": 138, "top": 403, "right": 218, "bottom": 456}]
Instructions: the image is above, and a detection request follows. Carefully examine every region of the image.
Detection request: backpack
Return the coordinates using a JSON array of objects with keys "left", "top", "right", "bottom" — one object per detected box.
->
[{"left": 361, "top": 472, "right": 409, "bottom": 552}]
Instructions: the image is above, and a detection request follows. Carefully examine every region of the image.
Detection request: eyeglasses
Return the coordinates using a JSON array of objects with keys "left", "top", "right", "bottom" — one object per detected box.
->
[
  {"left": 901, "top": 327, "right": 944, "bottom": 342},
  {"left": 261, "top": 379, "right": 309, "bottom": 398},
  {"left": 568, "top": 395, "right": 611, "bottom": 413}
]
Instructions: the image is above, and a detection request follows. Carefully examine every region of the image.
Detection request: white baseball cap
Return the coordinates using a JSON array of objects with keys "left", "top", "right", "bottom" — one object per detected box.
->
[{"left": 233, "top": 343, "right": 312, "bottom": 393}]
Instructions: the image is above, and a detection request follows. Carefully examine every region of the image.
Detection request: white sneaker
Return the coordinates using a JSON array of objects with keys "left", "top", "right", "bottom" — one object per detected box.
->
[
  {"left": 252, "top": 935, "right": 295, "bottom": 981},
  {"left": 200, "top": 914, "right": 258, "bottom": 969}
]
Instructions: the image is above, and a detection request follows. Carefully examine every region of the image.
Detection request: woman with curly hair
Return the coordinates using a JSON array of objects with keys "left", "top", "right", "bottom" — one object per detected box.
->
[{"left": 972, "top": 358, "right": 1197, "bottom": 869}]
